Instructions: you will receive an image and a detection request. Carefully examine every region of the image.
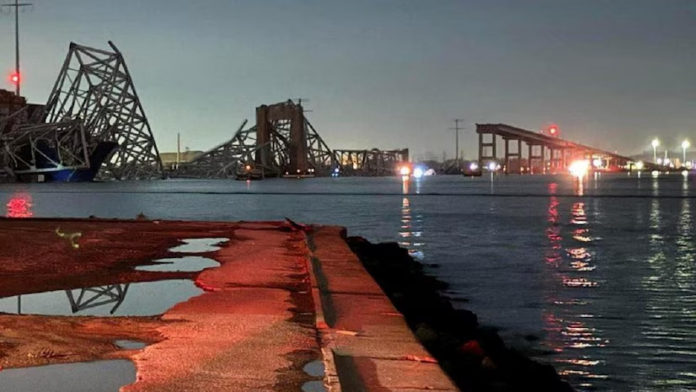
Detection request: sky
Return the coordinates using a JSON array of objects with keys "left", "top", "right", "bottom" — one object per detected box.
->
[{"left": 0, "top": 0, "right": 694, "bottom": 160}]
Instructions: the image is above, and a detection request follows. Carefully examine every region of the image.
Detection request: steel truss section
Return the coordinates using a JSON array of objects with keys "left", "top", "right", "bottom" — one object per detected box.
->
[
  {"left": 334, "top": 148, "right": 410, "bottom": 176},
  {"left": 177, "top": 100, "right": 336, "bottom": 179},
  {"left": 1, "top": 119, "right": 90, "bottom": 175},
  {"left": 305, "top": 119, "right": 335, "bottom": 176},
  {"left": 175, "top": 120, "right": 267, "bottom": 178},
  {"left": 42, "top": 41, "right": 163, "bottom": 180},
  {"left": 255, "top": 100, "right": 335, "bottom": 176}
]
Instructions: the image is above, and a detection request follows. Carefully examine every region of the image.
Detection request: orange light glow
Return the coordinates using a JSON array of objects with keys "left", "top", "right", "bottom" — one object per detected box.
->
[
  {"left": 569, "top": 160, "right": 590, "bottom": 177},
  {"left": 9, "top": 72, "right": 19, "bottom": 84},
  {"left": 399, "top": 166, "right": 411, "bottom": 176}
]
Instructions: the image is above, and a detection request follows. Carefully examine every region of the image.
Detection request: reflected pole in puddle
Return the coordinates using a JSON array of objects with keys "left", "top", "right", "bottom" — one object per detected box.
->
[{"left": 6, "top": 191, "right": 34, "bottom": 315}]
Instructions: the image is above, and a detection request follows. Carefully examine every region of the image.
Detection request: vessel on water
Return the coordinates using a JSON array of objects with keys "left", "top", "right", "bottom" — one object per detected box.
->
[
  {"left": 462, "top": 162, "right": 483, "bottom": 177},
  {"left": 282, "top": 168, "right": 316, "bottom": 179},
  {"left": 13, "top": 141, "right": 118, "bottom": 183},
  {"left": 235, "top": 164, "right": 263, "bottom": 180}
]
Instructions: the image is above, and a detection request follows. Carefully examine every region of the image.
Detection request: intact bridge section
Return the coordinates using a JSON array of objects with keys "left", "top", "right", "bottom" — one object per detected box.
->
[{"left": 477, "top": 123, "right": 664, "bottom": 174}]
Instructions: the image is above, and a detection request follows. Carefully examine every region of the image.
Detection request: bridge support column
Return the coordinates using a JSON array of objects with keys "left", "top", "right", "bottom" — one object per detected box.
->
[
  {"left": 478, "top": 132, "right": 496, "bottom": 168},
  {"left": 528, "top": 144, "right": 544, "bottom": 174},
  {"left": 504, "top": 138, "right": 522, "bottom": 174}
]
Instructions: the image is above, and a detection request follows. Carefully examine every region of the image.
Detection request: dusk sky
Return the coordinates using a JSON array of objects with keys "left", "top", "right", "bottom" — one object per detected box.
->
[{"left": 1, "top": 0, "right": 694, "bottom": 160}]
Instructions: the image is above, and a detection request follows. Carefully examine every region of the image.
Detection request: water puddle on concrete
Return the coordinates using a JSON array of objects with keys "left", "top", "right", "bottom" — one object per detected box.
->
[
  {"left": 0, "top": 359, "right": 135, "bottom": 392},
  {"left": 136, "top": 256, "right": 219, "bottom": 272},
  {"left": 303, "top": 360, "right": 326, "bottom": 377},
  {"left": 114, "top": 340, "right": 147, "bottom": 350},
  {"left": 0, "top": 280, "right": 202, "bottom": 316},
  {"left": 169, "top": 238, "right": 229, "bottom": 253},
  {"left": 302, "top": 381, "right": 327, "bottom": 392},
  {"left": 302, "top": 360, "right": 327, "bottom": 392}
]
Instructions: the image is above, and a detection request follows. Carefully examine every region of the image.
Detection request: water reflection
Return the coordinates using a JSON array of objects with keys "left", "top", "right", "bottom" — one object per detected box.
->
[
  {"left": 543, "top": 183, "right": 606, "bottom": 388},
  {"left": 6, "top": 192, "right": 33, "bottom": 218},
  {"left": 66, "top": 284, "right": 130, "bottom": 314},
  {"left": 398, "top": 195, "right": 425, "bottom": 261},
  {"left": 638, "top": 192, "right": 696, "bottom": 389},
  {"left": 0, "top": 280, "right": 202, "bottom": 316}
]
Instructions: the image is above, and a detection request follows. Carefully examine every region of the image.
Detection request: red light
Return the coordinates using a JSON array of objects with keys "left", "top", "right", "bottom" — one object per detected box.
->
[
  {"left": 6, "top": 194, "right": 33, "bottom": 218},
  {"left": 549, "top": 127, "right": 557, "bottom": 134},
  {"left": 9, "top": 72, "right": 19, "bottom": 84}
]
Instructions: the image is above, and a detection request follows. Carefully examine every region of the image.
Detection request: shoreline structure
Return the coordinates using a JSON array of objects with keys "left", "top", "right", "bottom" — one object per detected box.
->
[{"left": 0, "top": 218, "right": 572, "bottom": 391}]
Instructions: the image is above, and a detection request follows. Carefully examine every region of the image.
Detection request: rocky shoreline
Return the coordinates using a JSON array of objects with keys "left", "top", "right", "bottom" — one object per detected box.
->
[{"left": 346, "top": 236, "right": 574, "bottom": 392}]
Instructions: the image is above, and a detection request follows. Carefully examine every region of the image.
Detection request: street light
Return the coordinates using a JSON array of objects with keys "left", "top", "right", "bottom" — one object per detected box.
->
[
  {"left": 682, "top": 140, "right": 690, "bottom": 167},
  {"left": 652, "top": 139, "right": 660, "bottom": 163}
]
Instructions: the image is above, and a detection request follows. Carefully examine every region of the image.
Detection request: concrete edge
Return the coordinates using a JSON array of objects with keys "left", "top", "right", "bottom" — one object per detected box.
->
[{"left": 304, "top": 225, "right": 459, "bottom": 392}]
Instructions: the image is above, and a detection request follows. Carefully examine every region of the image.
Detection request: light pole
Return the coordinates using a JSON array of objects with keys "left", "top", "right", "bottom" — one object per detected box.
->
[
  {"left": 682, "top": 140, "right": 690, "bottom": 166},
  {"left": 652, "top": 139, "right": 659, "bottom": 163}
]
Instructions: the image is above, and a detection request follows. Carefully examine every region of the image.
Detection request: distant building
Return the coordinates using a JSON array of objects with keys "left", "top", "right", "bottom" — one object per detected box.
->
[{"left": 160, "top": 150, "right": 204, "bottom": 170}]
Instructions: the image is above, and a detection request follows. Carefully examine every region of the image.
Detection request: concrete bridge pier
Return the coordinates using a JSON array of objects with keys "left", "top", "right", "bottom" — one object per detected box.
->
[{"left": 478, "top": 132, "right": 497, "bottom": 168}]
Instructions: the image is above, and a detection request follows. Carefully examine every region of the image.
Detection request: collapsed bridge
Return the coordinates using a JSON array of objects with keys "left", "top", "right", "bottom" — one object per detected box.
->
[
  {"left": 0, "top": 42, "right": 408, "bottom": 181},
  {"left": 174, "top": 100, "right": 409, "bottom": 179},
  {"left": 0, "top": 42, "right": 163, "bottom": 182}
]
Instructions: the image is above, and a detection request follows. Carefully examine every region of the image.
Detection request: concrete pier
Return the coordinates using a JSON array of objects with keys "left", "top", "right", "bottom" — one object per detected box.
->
[{"left": 0, "top": 218, "right": 456, "bottom": 391}]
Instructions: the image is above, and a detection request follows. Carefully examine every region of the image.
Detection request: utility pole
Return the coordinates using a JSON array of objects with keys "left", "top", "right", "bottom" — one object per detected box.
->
[
  {"left": 176, "top": 133, "right": 181, "bottom": 169},
  {"left": 449, "top": 119, "right": 465, "bottom": 170},
  {"left": 1, "top": 0, "right": 32, "bottom": 96}
]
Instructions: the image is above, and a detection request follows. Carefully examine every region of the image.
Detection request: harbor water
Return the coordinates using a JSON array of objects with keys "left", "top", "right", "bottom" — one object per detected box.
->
[{"left": 1, "top": 173, "right": 695, "bottom": 391}]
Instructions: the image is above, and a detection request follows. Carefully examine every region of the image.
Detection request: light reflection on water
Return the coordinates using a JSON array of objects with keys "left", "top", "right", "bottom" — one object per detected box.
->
[{"left": 2, "top": 174, "right": 696, "bottom": 391}]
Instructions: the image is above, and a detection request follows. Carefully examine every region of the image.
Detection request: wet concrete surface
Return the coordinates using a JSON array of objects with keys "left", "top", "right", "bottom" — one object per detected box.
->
[{"left": 0, "top": 218, "right": 457, "bottom": 391}]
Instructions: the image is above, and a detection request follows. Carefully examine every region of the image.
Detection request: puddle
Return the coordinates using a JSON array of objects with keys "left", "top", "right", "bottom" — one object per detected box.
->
[
  {"left": 303, "top": 360, "right": 326, "bottom": 377},
  {"left": 302, "top": 381, "right": 327, "bottom": 392},
  {"left": 169, "top": 238, "right": 229, "bottom": 253},
  {"left": 136, "top": 256, "right": 219, "bottom": 272},
  {"left": 114, "top": 340, "right": 147, "bottom": 350},
  {"left": 302, "top": 360, "right": 326, "bottom": 392},
  {"left": 0, "top": 280, "right": 202, "bottom": 316},
  {"left": 0, "top": 360, "right": 135, "bottom": 392}
]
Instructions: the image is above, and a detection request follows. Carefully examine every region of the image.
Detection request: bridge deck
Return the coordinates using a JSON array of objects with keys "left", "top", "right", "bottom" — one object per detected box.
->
[{"left": 477, "top": 123, "right": 663, "bottom": 171}]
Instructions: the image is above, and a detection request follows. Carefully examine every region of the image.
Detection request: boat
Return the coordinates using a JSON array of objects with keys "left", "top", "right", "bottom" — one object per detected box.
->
[
  {"left": 235, "top": 164, "right": 263, "bottom": 180},
  {"left": 282, "top": 168, "right": 316, "bottom": 178},
  {"left": 14, "top": 141, "right": 118, "bottom": 183},
  {"left": 462, "top": 162, "right": 483, "bottom": 177}
]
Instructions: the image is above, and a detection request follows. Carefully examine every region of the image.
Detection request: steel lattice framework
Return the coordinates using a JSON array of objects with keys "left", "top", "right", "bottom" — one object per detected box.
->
[
  {"left": 175, "top": 120, "right": 264, "bottom": 178},
  {"left": 42, "top": 41, "right": 163, "bottom": 180},
  {"left": 177, "top": 100, "right": 335, "bottom": 178},
  {"left": 1, "top": 119, "right": 90, "bottom": 177},
  {"left": 335, "top": 148, "right": 410, "bottom": 176}
]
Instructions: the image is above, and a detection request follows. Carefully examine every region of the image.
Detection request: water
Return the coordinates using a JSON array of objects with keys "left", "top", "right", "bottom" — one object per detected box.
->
[
  {"left": 169, "top": 238, "right": 229, "bottom": 253},
  {"left": 303, "top": 360, "right": 326, "bottom": 377},
  {"left": 2, "top": 173, "right": 696, "bottom": 391},
  {"left": 135, "top": 256, "right": 219, "bottom": 272},
  {"left": 0, "top": 360, "right": 135, "bottom": 391},
  {"left": 114, "top": 340, "right": 147, "bottom": 350},
  {"left": 0, "top": 280, "right": 202, "bottom": 316}
]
